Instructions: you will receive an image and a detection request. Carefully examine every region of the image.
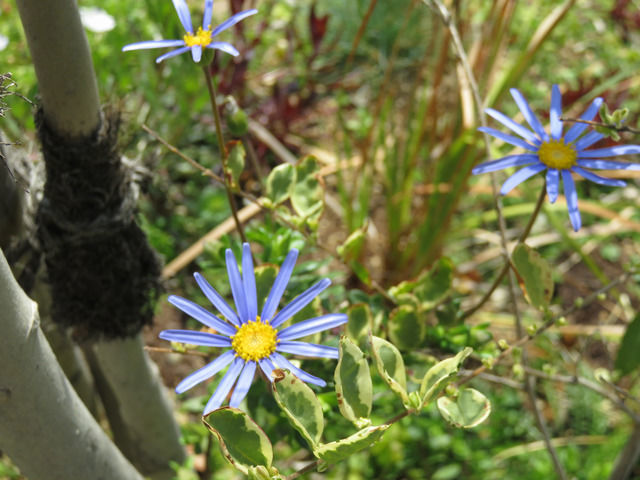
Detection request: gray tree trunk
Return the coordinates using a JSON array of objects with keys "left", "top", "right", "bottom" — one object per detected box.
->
[{"left": 0, "top": 248, "right": 145, "bottom": 480}]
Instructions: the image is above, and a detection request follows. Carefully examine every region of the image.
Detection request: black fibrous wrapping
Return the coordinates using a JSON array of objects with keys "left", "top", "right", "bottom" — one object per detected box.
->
[{"left": 35, "top": 107, "right": 161, "bottom": 340}]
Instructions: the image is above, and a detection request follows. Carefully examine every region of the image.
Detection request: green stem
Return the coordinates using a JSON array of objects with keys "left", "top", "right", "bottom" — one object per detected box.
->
[
  {"left": 202, "top": 66, "right": 247, "bottom": 244},
  {"left": 461, "top": 184, "right": 547, "bottom": 321}
]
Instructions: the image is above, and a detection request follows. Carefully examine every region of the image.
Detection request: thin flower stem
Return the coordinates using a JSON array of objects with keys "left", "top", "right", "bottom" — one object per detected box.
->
[
  {"left": 202, "top": 66, "right": 248, "bottom": 244},
  {"left": 460, "top": 185, "right": 547, "bottom": 321},
  {"left": 425, "top": 2, "right": 565, "bottom": 475}
]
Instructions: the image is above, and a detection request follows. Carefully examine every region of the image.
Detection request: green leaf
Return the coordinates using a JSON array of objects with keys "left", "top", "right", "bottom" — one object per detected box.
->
[
  {"left": 266, "top": 163, "right": 296, "bottom": 205},
  {"left": 414, "top": 257, "right": 454, "bottom": 309},
  {"left": 615, "top": 313, "right": 640, "bottom": 375},
  {"left": 247, "top": 466, "right": 282, "bottom": 480},
  {"left": 346, "top": 303, "right": 372, "bottom": 346},
  {"left": 272, "top": 369, "right": 324, "bottom": 448},
  {"left": 314, "top": 424, "right": 390, "bottom": 463},
  {"left": 437, "top": 388, "right": 491, "bottom": 428},
  {"left": 291, "top": 156, "right": 324, "bottom": 222},
  {"left": 388, "top": 305, "right": 425, "bottom": 350},
  {"left": 226, "top": 141, "right": 245, "bottom": 188},
  {"left": 370, "top": 336, "right": 409, "bottom": 405},
  {"left": 203, "top": 407, "right": 273, "bottom": 474},
  {"left": 512, "top": 243, "right": 554, "bottom": 310},
  {"left": 254, "top": 264, "right": 278, "bottom": 315},
  {"left": 419, "top": 347, "right": 472, "bottom": 408},
  {"left": 335, "top": 336, "right": 372, "bottom": 427},
  {"left": 227, "top": 108, "right": 249, "bottom": 137},
  {"left": 388, "top": 279, "right": 417, "bottom": 299},
  {"left": 337, "top": 225, "right": 366, "bottom": 263}
]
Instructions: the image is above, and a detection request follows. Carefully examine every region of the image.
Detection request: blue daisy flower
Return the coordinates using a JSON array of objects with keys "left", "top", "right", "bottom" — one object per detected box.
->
[
  {"left": 161, "top": 243, "right": 347, "bottom": 415},
  {"left": 473, "top": 85, "right": 640, "bottom": 231},
  {"left": 122, "top": 0, "right": 257, "bottom": 63}
]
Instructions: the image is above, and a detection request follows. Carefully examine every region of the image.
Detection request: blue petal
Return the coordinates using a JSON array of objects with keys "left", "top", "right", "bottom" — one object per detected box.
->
[
  {"left": 485, "top": 108, "right": 540, "bottom": 144},
  {"left": 572, "top": 167, "right": 627, "bottom": 187},
  {"left": 574, "top": 130, "right": 604, "bottom": 151},
  {"left": 510, "top": 88, "right": 548, "bottom": 141},
  {"left": 204, "top": 356, "right": 245, "bottom": 414},
  {"left": 156, "top": 46, "right": 191, "bottom": 63},
  {"left": 546, "top": 168, "right": 559, "bottom": 203},
  {"left": 229, "top": 360, "right": 257, "bottom": 407},
  {"left": 499, "top": 164, "right": 547, "bottom": 195},
  {"left": 564, "top": 97, "right": 603, "bottom": 144},
  {"left": 191, "top": 45, "right": 203, "bottom": 63},
  {"left": 276, "top": 341, "right": 339, "bottom": 359},
  {"left": 206, "top": 41, "right": 240, "bottom": 57},
  {"left": 175, "top": 350, "right": 234, "bottom": 393},
  {"left": 277, "top": 313, "right": 348, "bottom": 341},
  {"left": 203, "top": 0, "right": 213, "bottom": 28},
  {"left": 226, "top": 248, "right": 249, "bottom": 323},
  {"left": 270, "top": 278, "right": 332, "bottom": 328},
  {"left": 261, "top": 249, "right": 298, "bottom": 322},
  {"left": 550, "top": 84, "right": 563, "bottom": 140},
  {"left": 168, "top": 295, "right": 237, "bottom": 337},
  {"left": 577, "top": 159, "right": 640, "bottom": 170},
  {"left": 172, "top": 0, "right": 193, "bottom": 33},
  {"left": 122, "top": 39, "right": 185, "bottom": 51},
  {"left": 194, "top": 272, "right": 241, "bottom": 327},
  {"left": 472, "top": 154, "right": 539, "bottom": 175},
  {"left": 478, "top": 127, "right": 538, "bottom": 151},
  {"left": 578, "top": 145, "right": 640, "bottom": 158},
  {"left": 259, "top": 356, "right": 276, "bottom": 381},
  {"left": 159, "top": 329, "right": 232, "bottom": 347},
  {"left": 561, "top": 170, "right": 581, "bottom": 231},
  {"left": 241, "top": 243, "right": 258, "bottom": 322},
  {"left": 271, "top": 353, "right": 326, "bottom": 387},
  {"left": 211, "top": 9, "right": 258, "bottom": 37}
]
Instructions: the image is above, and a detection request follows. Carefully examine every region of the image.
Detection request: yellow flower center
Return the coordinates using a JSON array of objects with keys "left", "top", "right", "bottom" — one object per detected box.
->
[
  {"left": 231, "top": 319, "right": 278, "bottom": 362},
  {"left": 183, "top": 26, "right": 213, "bottom": 47},
  {"left": 538, "top": 140, "right": 577, "bottom": 170}
]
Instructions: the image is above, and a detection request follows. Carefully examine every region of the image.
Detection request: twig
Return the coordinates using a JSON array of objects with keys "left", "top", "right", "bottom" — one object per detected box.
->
[
  {"left": 203, "top": 66, "right": 248, "bottom": 244},
  {"left": 523, "top": 366, "right": 640, "bottom": 424},
  {"left": 610, "top": 423, "right": 640, "bottom": 480},
  {"left": 460, "top": 185, "right": 547, "bottom": 321},
  {"left": 560, "top": 117, "right": 640, "bottom": 136},
  {"left": 459, "top": 270, "right": 636, "bottom": 386}
]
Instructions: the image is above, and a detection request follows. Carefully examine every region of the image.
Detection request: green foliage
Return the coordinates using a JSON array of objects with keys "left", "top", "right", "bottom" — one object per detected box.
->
[
  {"left": 265, "top": 164, "right": 296, "bottom": 206},
  {"left": 512, "top": 244, "right": 554, "bottom": 311},
  {"left": 370, "top": 336, "right": 409, "bottom": 406},
  {"left": 226, "top": 141, "right": 245, "bottom": 188},
  {"left": 389, "top": 305, "right": 425, "bottom": 350},
  {"left": 291, "top": 156, "right": 324, "bottom": 227},
  {"left": 346, "top": 303, "right": 372, "bottom": 346},
  {"left": 615, "top": 313, "right": 640, "bottom": 375},
  {"left": 335, "top": 336, "right": 373, "bottom": 427},
  {"left": 271, "top": 369, "right": 324, "bottom": 448},
  {"left": 314, "top": 425, "right": 391, "bottom": 464},
  {"left": 203, "top": 408, "right": 274, "bottom": 475},
  {"left": 436, "top": 388, "right": 491, "bottom": 429},
  {"left": 419, "top": 348, "right": 473, "bottom": 409}
]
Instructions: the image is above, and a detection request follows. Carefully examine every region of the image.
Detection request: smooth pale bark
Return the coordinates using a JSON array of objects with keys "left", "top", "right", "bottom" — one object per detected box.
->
[
  {"left": 0, "top": 249, "right": 144, "bottom": 480},
  {"left": 15, "top": 0, "right": 101, "bottom": 137},
  {"left": 87, "top": 335, "right": 185, "bottom": 480},
  {"left": 14, "top": 0, "right": 186, "bottom": 474}
]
